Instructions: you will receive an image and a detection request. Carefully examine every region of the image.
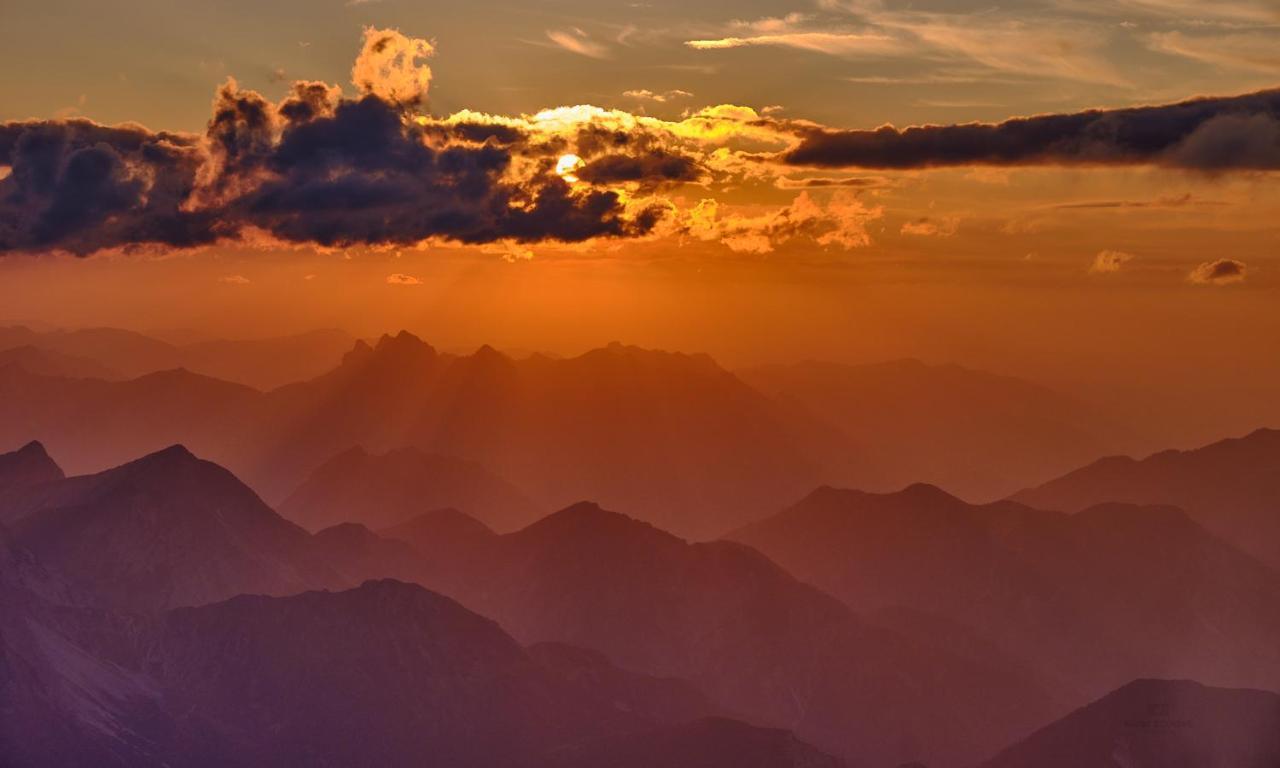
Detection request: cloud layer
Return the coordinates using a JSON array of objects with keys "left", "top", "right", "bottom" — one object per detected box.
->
[{"left": 784, "top": 89, "right": 1280, "bottom": 170}]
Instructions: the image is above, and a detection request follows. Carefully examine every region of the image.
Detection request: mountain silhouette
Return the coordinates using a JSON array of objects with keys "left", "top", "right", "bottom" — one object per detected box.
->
[
  {"left": 147, "top": 579, "right": 833, "bottom": 767},
  {"left": 0, "top": 441, "right": 64, "bottom": 494},
  {"left": 1012, "top": 427, "right": 1280, "bottom": 569},
  {"left": 0, "top": 344, "right": 121, "bottom": 380},
  {"left": 739, "top": 359, "right": 1124, "bottom": 501},
  {"left": 977, "top": 679, "right": 1280, "bottom": 768},
  {"left": 0, "top": 445, "right": 340, "bottom": 612},
  {"left": 395, "top": 499, "right": 1056, "bottom": 767},
  {"left": 730, "top": 485, "right": 1280, "bottom": 701},
  {"left": 280, "top": 445, "right": 538, "bottom": 532},
  {"left": 0, "top": 325, "right": 354, "bottom": 390},
  {"left": 245, "top": 334, "right": 832, "bottom": 537}
]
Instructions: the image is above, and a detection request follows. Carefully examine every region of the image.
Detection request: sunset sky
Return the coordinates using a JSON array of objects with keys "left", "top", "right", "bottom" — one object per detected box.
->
[{"left": 2, "top": 0, "right": 1278, "bottom": 444}]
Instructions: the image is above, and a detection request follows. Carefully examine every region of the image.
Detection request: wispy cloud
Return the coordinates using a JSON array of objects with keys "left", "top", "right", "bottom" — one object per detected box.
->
[
  {"left": 1148, "top": 30, "right": 1280, "bottom": 73},
  {"left": 386, "top": 273, "right": 423, "bottom": 286},
  {"left": 623, "top": 88, "right": 694, "bottom": 103},
  {"left": 546, "top": 28, "right": 610, "bottom": 58}
]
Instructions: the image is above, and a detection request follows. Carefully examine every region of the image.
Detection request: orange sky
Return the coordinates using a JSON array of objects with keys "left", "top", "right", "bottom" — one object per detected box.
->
[{"left": 1, "top": 9, "right": 1278, "bottom": 447}]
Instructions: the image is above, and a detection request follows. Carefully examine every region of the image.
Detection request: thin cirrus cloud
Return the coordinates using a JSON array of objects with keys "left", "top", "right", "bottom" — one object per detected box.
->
[
  {"left": 545, "top": 29, "right": 610, "bottom": 58},
  {"left": 685, "top": 11, "right": 1125, "bottom": 86},
  {"left": 1147, "top": 31, "right": 1280, "bottom": 74},
  {"left": 623, "top": 89, "right": 694, "bottom": 103}
]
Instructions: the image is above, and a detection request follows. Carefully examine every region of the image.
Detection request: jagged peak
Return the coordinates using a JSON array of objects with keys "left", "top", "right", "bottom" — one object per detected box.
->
[{"left": 374, "top": 330, "right": 434, "bottom": 354}]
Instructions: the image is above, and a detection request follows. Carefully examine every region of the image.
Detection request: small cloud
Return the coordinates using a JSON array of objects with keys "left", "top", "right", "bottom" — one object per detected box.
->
[
  {"left": 219, "top": 274, "right": 251, "bottom": 285},
  {"left": 623, "top": 88, "right": 694, "bottom": 103},
  {"left": 1090, "top": 250, "right": 1137, "bottom": 274},
  {"left": 386, "top": 273, "right": 423, "bottom": 285},
  {"left": 761, "top": 105, "right": 785, "bottom": 114},
  {"left": 303, "top": 274, "right": 317, "bottom": 281},
  {"left": 1188, "top": 258, "right": 1247, "bottom": 285},
  {"left": 901, "top": 217, "right": 960, "bottom": 237},
  {"left": 546, "top": 29, "right": 609, "bottom": 58}
]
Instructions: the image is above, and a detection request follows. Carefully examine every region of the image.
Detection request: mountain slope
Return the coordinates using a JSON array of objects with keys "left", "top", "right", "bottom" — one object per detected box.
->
[
  {"left": 1012, "top": 427, "right": 1280, "bottom": 569},
  {"left": 730, "top": 485, "right": 1280, "bottom": 700},
  {"left": 2, "top": 446, "right": 340, "bottom": 612},
  {"left": 0, "top": 344, "right": 121, "bottom": 379},
  {"left": 280, "top": 445, "right": 538, "bottom": 532},
  {"left": 0, "top": 440, "right": 64, "bottom": 493},
  {"left": 739, "top": 359, "right": 1122, "bottom": 501},
  {"left": 978, "top": 679, "right": 1280, "bottom": 768},
  {"left": 0, "top": 528, "right": 176, "bottom": 767},
  {"left": 148, "top": 579, "right": 835, "bottom": 768},
  {"left": 407, "top": 500, "right": 1057, "bottom": 767}
]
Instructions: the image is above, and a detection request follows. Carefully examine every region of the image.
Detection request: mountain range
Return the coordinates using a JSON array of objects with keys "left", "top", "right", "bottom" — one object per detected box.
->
[
  {"left": 731, "top": 484, "right": 1280, "bottom": 702},
  {"left": 1012, "top": 427, "right": 1280, "bottom": 570},
  {"left": 2, "top": 440, "right": 1276, "bottom": 767}
]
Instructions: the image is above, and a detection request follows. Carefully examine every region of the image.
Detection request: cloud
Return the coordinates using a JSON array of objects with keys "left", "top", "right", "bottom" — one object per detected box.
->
[
  {"left": 623, "top": 89, "right": 694, "bottom": 103},
  {"left": 1147, "top": 31, "right": 1280, "bottom": 75},
  {"left": 682, "top": 191, "right": 882, "bottom": 254},
  {"left": 219, "top": 274, "right": 251, "bottom": 284},
  {"left": 546, "top": 29, "right": 609, "bottom": 58},
  {"left": 2, "top": 28, "right": 706, "bottom": 256},
  {"left": 686, "top": 11, "right": 1124, "bottom": 86},
  {"left": 386, "top": 273, "right": 422, "bottom": 285},
  {"left": 350, "top": 27, "right": 434, "bottom": 106},
  {"left": 686, "top": 31, "right": 901, "bottom": 56},
  {"left": 900, "top": 216, "right": 959, "bottom": 237},
  {"left": 1188, "top": 258, "right": 1247, "bottom": 285},
  {"left": 784, "top": 88, "right": 1280, "bottom": 169},
  {"left": 1089, "top": 250, "right": 1137, "bottom": 273}
]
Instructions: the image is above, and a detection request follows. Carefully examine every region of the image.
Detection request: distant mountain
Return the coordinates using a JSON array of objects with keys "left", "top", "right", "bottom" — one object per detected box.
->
[
  {"left": 0, "top": 445, "right": 340, "bottom": 612},
  {"left": 0, "top": 366, "right": 260, "bottom": 477},
  {"left": 172, "top": 328, "right": 355, "bottom": 390},
  {"left": 402, "top": 500, "right": 1056, "bottom": 767},
  {"left": 1012, "top": 428, "right": 1280, "bottom": 570},
  {"left": 246, "top": 333, "right": 835, "bottom": 537},
  {"left": 280, "top": 445, "right": 538, "bottom": 532},
  {"left": 977, "top": 679, "right": 1280, "bottom": 768},
  {"left": 739, "top": 359, "right": 1124, "bottom": 501},
  {"left": 309, "top": 521, "right": 433, "bottom": 585},
  {"left": 0, "top": 325, "right": 354, "bottom": 390},
  {"left": 730, "top": 485, "right": 1280, "bottom": 701},
  {"left": 0, "top": 344, "right": 121, "bottom": 379},
  {"left": 0, "top": 326, "right": 178, "bottom": 379}
]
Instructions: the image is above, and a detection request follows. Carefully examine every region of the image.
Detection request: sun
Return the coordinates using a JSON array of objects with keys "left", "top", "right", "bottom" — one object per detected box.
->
[{"left": 555, "top": 153, "right": 584, "bottom": 184}]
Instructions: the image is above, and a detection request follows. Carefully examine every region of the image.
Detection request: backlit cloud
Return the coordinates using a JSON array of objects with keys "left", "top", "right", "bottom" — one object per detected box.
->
[
  {"left": 386, "top": 273, "right": 423, "bottom": 285},
  {"left": 1090, "top": 250, "right": 1137, "bottom": 274},
  {"left": 1188, "top": 258, "right": 1247, "bottom": 285}
]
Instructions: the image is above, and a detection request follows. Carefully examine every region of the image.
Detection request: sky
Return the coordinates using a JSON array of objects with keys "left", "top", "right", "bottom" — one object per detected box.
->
[{"left": 1, "top": 0, "right": 1279, "bottom": 443}]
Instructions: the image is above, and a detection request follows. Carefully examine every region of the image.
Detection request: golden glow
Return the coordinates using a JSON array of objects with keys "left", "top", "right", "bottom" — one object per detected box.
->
[{"left": 555, "top": 153, "right": 584, "bottom": 184}]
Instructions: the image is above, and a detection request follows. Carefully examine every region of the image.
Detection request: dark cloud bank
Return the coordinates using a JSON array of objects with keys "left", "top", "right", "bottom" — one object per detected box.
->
[
  {"left": 0, "top": 81, "right": 677, "bottom": 256},
  {"left": 785, "top": 89, "right": 1280, "bottom": 170},
  {"left": 3, "top": 72, "right": 1279, "bottom": 255}
]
